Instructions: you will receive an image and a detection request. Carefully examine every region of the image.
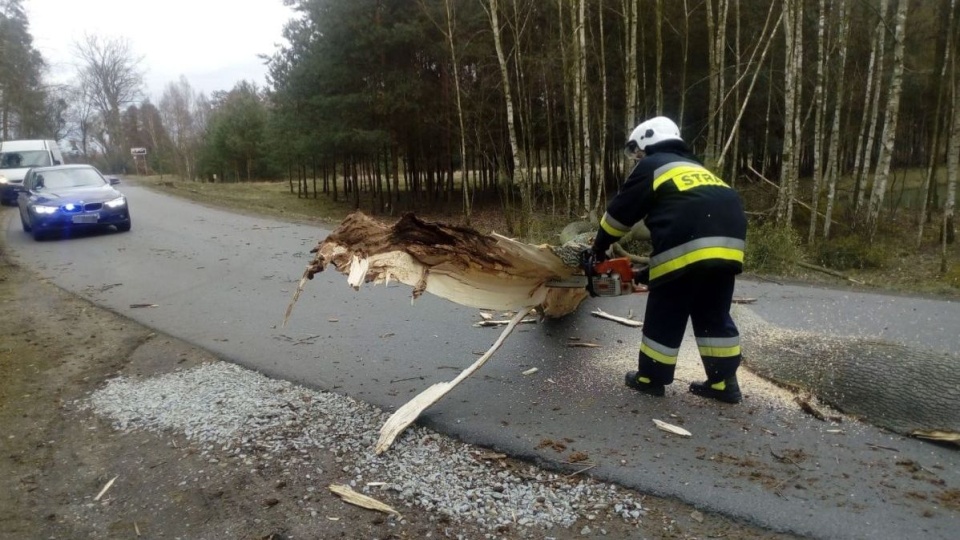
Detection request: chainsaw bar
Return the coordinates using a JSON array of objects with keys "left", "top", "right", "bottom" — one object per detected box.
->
[{"left": 545, "top": 276, "right": 590, "bottom": 288}]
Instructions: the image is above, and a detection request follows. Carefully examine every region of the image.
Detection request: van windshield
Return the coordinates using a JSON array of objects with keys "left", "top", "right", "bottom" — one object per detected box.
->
[{"left": 0, "top": 150, "right": 52, "bottom": 169}]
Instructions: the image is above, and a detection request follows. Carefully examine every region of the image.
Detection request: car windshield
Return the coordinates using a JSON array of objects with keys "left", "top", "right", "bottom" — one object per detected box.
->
[
  {"left": 0, "top": 150, "right": 51, "bottom": 169},
  {"left": 37, "top": 168, "right": 106, "bottom": 190}
]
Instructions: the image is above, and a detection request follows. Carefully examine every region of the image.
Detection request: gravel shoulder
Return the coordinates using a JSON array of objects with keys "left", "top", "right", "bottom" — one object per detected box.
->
[{"left": 0, "top": 239, "right": 798, "bottom": 539}]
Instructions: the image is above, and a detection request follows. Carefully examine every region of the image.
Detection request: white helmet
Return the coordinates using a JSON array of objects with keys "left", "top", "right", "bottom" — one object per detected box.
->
[{"left": 625, "top": 116, "right": 682, "bottom": 157}]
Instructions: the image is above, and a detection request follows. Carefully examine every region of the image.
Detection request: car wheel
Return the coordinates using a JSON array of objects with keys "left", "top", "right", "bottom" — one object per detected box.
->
[
  {"left": 20, "top": 213, "right": 32, "bottom": 232},
  {"left": 116, "top": 220, "right": 132, "bottom": 232}
]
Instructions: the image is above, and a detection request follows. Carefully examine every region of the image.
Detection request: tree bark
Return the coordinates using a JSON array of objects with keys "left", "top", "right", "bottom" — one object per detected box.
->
[{"left": 738, "top": 309, "right": 960, "bottom": 442}]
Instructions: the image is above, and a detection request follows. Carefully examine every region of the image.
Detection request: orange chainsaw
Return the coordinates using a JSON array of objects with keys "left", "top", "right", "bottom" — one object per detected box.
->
[{"left": 547, "top": 255, "right": 648, "bottom": 297}]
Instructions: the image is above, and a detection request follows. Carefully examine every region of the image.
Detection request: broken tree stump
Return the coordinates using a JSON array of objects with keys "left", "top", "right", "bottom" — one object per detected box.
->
[{"left": 286, "top": 212, "right": 589, "bottom": 322}]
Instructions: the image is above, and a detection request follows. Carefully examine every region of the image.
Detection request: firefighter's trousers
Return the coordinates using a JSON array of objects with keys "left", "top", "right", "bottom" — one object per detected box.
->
[{"left": 637, "top": 270, "right": 742, "bottom": 385}]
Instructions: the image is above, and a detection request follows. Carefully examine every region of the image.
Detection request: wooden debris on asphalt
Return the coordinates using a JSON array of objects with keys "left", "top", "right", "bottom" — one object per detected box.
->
[
  {"left": 794, "top": 395, "right": 841, "bottom": 422},
  {"left": 473, "top": 450, "right": 507, "bottom": 460},
  {"left": 732, "top": 297, "right": 757, "bottom": 304},
  {"left": 94, "top": 475, "right": 118, "bottom": 501},
  {"left": 567, "top": 342, "right": 601, "bottom": 348},
  {"left": 129, "top": 303, "right": 158, "bottom": 309},
  {"left": 522, "top": 367, "right": 539, "bottom": 375},
  {"left": 653, "top": 419, "right": 692, "bottom": 438},
  {"left": 473, "top": 317, "right": 538, "bottom": 327},
  {"left": 329, "top": 484, "right": 401, "bottom": 517},
  {"left": 911, "top": 429, "right": 960, "bottom": 446},
  {"left": 375, "top": 307, "right": 534, "bottom": 454},
  {"left": 590, "top": 308, "right": 643, "bottom": 327}
]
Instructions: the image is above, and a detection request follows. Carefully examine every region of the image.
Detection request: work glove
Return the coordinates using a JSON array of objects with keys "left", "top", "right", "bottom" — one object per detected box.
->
[
  {"left": 578, "top": 248, "right": 599, "bottom": 297},
  {"left": 633, "top": 265, "right": 650, "bottom": 286}
]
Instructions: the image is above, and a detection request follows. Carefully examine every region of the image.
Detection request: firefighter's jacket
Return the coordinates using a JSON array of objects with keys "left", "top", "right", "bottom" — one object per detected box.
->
[{"left": 592, "top": 142, "right": 747, "bottom": 288}]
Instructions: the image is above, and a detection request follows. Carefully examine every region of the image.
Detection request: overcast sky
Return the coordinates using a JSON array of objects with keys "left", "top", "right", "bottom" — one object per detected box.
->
[{"left": 26, "top": 0, "right": 296, "bottom": 101}]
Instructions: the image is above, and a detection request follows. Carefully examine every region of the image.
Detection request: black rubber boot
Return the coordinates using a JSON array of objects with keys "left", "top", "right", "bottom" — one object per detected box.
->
[
  {"left": 624, "top": 371, "right": 665, "bottom": 397},
  {"left": 689, "top": 377, "right": 742, "bottom": 404}
]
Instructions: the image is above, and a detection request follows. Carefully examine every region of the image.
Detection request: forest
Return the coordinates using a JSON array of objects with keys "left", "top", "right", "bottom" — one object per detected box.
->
[{"left": 1, "top": 0, "right": 958, "bottom": 260}]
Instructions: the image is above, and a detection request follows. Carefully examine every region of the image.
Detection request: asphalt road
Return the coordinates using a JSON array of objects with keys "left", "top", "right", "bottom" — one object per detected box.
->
[{"left": 3, "top": 182, "right": 958, "bottom": 539}]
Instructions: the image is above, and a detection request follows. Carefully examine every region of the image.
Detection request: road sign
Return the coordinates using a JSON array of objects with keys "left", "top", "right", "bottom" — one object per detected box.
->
[{"left": 130, "top": 147, "right": 147, "bottom": 156}]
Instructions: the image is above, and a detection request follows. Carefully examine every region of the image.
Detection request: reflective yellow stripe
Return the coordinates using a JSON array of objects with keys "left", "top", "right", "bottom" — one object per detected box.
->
[
  {"left": 600, "top": 215, "right": 628, "bottom": 237},
  {"left": 710, "top": 380, "right": 727, "bottom": 391},
  {"left": 653, "top": 164, "right": 730, "bottom": 191},
  {"left": 698, "top": 345, "right": 742, "bottom": 358},
  {"left": 640, "top": 343, "right": 678, "bottom": 365},
  {"left": 649, "top": 246, "right": 744, "bottom": 280}
]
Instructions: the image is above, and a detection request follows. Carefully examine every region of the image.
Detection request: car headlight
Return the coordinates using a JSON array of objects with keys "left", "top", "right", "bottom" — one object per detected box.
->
[
  {"left": 104, "top": 196, "right": 127, "bottom": 208},
  {"left": 33, "top": 205, "right": 58, "bottom": 215},
  {"left": 0, "top": 176, "right": 8, "bottom": 185}
]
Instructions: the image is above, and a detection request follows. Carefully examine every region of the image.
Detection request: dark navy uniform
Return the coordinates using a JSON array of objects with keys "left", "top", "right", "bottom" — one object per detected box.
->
[{"left": 592, "top": 139, "right": 747, "bottom": 393}]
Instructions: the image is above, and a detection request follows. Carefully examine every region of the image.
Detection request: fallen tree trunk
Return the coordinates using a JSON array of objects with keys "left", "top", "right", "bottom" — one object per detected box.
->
[
  {"left": 737, "top": 309, "right": 960, "bottom": 445},
  {"left": 287, "top": 212, "right": 589, "bottom": 320},
  {"left": 287, "top": 212, "right": 959, "bottom": 449}
]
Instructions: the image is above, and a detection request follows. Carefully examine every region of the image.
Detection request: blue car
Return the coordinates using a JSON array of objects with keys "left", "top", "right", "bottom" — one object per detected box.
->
[{"left": 17, "top": 164, "right": 132, "bottom": 241}]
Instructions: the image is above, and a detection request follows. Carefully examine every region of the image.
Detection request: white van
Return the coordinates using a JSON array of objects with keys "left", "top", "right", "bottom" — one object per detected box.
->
[{"left": 0, "top": 139, "right": 65, "bottom": 205}]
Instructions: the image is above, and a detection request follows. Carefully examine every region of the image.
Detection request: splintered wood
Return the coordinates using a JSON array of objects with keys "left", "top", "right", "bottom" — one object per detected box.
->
[
  {"left": 285, "top": 212, "right": 588, "bottom": 323},
  {"left": 328, "top": 484, "right": 401, "bottom": 517}
]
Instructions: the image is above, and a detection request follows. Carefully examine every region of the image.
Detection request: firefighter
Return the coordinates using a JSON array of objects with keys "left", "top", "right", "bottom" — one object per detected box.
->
[{"left": 587, "top": 116, "right": 748, "bottom": 403}]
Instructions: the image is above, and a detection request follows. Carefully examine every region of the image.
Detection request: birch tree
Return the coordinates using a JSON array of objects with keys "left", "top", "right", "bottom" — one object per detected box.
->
[
  {"left": 866, "top": 0, "right": 909, "bottom": 238},
  {"left": 442, "top": 0, "right": 471, "bottom": 221},
  {"left": 944, "top": 41, "right": 960, "bottom": 264},
  {"left": 823, "top": 0, "right": 850, "bottom": 239},
  {"left": 776, "top": 0, "right": 803, "bottom": 225},
  {"left": 575, "top": 0, "right": 593, "bottom": 214},
  {"left": 487, "top": 0, "right": 530, "bottom": 232},
  {"left": 854, "top": 0, "right": 890, "bottom": 216},
  {"left": 716, "top": 2, "right": 781, "bottom": 169},
  {"left": 159, "top": 76, "right": 198, "bottom": 180},
  {"left": 808, "top": 0, "right": 829, "bottom": 243},
  {"left": 917, "top": 0, "right": 957, "bottom": 246}
]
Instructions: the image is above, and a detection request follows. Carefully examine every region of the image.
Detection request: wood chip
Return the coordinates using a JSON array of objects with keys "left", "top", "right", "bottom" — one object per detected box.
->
[
  {"left": 911, "top": 429, "right": 960, "bottom": 445},
  {"left": 522, "top": 367, "right": 539, "bottom": 375},
  {"left": 479, "top": 311, "right": 494, "bottom": 320},
  {"left": 474, "top": 451, "right": 507, "bottom": 460},
  {"left": 795, "top": 396, "right": 827, "bottom": 421},
  {"left": 129, "top": 303, "right": 158, "bottom": 308},
  {"left": 732, "top": 297, "right": 757, "bottom": 304},
  {"left": 473, "top": 318, "right": 537, "bottom": 327},
  {"left": 94, "top": 475, "right": 118, "bottom": 501},
  {"left": 590, "top": 308, "right": 643, "bottom": 327},
  {"left": 329, "top": 484, "right": 401, "bottom": 517},
  {"left": 653, "top": 419, "right": 692, "bottom": 437},
  {"left": 567, "top": 342, "right": 601, "bottom": 348}
]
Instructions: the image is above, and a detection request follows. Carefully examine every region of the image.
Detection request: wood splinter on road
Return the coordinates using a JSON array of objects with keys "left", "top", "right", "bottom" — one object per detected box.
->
[
  {"left": 329, "top": 484, "right": 401, "bottom": 518},
  {"left": 94, "top": 475, "right": 118, "bottom": 501},
  {"left": 376, "top": 307, "right": 534, "bottom": 454},
  {"left": 591, "top": 308, "right": 643, "bottom": 327}
]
